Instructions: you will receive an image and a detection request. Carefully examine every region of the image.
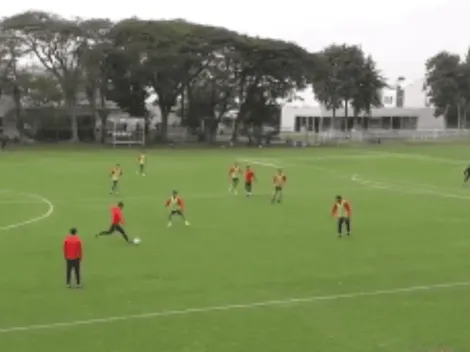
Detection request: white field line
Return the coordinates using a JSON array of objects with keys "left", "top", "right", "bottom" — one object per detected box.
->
[
  {"left": 0, "top": 281, "right": 467, "bottom": 334},
  {"left": 0, "top": 190, "right": 55, "bottom": 231}
]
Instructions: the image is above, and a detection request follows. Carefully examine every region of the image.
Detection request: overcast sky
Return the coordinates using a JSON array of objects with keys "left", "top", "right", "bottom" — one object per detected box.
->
[{"left": 2, "top": 0, "right": 468, "bottom": 83}]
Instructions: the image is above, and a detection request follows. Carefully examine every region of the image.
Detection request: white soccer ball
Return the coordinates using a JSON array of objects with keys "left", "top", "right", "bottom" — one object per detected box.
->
[{"left": 133, "top": 237, "right": 141, "bottom": 245}]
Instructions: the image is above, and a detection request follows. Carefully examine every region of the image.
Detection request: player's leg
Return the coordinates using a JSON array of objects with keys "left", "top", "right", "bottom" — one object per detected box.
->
[
  {"left": 464, "top": 174, "right": 469, "bottom": 184},
  {"left": 66, "top": 260, "right": 73, "bottom": 288},
  {"left": 73, "top": 259, "right": 81, "bottom": 287},
  {"left": 245, "top": 182, "right": 252, "bottom": 197},
  {"left": 272, "top": 187, "right": 282, "bottom": 203},
  {"left": 115, "top": 225, "right": 130, "bottom": 242},
  {"left": 139, "top": 164, "right": 145, "bottom": 176},
  {"left": 230, "top": 178, "right": 239, "bottom": 195},
  {"left": 110, "top": 180, "right": 118, "bottom": 194},
  {"left": 337, "top": 217, "right": 345, "bottom": 237},
  {"left": 97, "top": 224, "right": 116, "bottom": 237},
  {"left": 177, "top": 210, "right": 190, "bottom": 226},
  {"left": 345, "top": 218, "right": 351, "bottom": 235}
]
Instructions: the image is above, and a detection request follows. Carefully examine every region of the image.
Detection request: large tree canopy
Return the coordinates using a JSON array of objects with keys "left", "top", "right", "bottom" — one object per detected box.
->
[{"left": 0, "top": 11, "right": 387, "bottom": 142}]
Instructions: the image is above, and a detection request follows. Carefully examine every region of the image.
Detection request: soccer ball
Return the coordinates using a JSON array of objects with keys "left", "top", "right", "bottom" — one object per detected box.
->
[{"left": 133, "top": 237, "right": 141, "bottom": 245}]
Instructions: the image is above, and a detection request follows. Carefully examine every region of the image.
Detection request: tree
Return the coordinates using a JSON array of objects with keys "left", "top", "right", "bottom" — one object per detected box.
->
[
  {"left": 80, "top": 18, "right": 114, "bottom": 142},
  {"left": 20, "top": 69, "right": 63, "bottom": 107},
  {"left": 350, "top": 55, "right": 387, "bottom": 122},
  {"left": 229, "top": 36, "right": 311, "bottom": 141},
  {"left": 107, "top": 19, "right": 232, "bottom": 140},
  {"left": 2, "top": 11, "right": 94, "bottom": 141},
  {"left": 311, "top": 44, "right": 385, "bottom": 130},
  {"left": 425, "top": 51, "right": 469, "bottom": 128}
]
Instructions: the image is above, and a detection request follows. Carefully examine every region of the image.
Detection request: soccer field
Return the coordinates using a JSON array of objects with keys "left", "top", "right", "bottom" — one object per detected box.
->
[{"left": 1, "top": 145, "right": 469, "bottom": 351}]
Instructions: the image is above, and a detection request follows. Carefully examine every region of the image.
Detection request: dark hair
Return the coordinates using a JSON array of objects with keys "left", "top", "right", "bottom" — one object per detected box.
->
[
  {"left": 118, "top": 201, "right": 124, "bottom": 208},
  {"left": 70, "top": 228, "right": 77, "bottom": 235}
]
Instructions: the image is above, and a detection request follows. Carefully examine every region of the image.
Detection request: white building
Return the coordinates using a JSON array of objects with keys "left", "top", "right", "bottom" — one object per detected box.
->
[{"left": 280, "top": 78, "right": 444, "bottom": 132}]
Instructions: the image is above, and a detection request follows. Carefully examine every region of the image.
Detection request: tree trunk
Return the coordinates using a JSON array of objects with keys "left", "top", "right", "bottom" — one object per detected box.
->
[
  {"left": 159, "top": 105, "right": 169, "bottom": 142},
  {"left": 12, "top": 85, "right": 23, "bottom": 137},
  {"left": 68, "top": 99, "right": 79, "bottom": 142},
  {"left": 99, "top": 94, "right": 107, "bottom": 144}
]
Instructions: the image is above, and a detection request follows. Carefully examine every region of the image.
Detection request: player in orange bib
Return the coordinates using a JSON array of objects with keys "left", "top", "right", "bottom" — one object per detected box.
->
[
  {"left": 271, "top": 169, "right": 286, "bottom": 204},
  {"left": 110, "top": 164, "right": 123, "bottom": 195},
  {"left": 228, "top": 162, "right": 242, "bottom": 195},
  {"left": 165, "top": 190, "right": 190, "bottom": 227},
  {"left": 331, "top": 195, "right": 352, "bottom": 237},
  {"left": 137, "top": 151, "right": 146, "bottom": 176}
]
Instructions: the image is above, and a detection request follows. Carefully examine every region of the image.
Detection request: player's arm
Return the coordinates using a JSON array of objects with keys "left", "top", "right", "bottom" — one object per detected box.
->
[
  {"left": 63, "top": 240, "right": 67, "bottom": 259},
  {"left": 165, "top": 199, "right": 170, "bottom": 207},
  {"left": 177, "top": 198, "right": 185, "bottom": 212},
  {"left": 228, "top": 167, "right": 234, "bottom": 178},
  {"left": 344, "top": 201, "right": 352, "bottom": 217},
  {"left": 78, "top": 241, "right": 82, "bottom": 260},
  {"left": 331, "top": 203, "right": 338, "bottom": 217}
]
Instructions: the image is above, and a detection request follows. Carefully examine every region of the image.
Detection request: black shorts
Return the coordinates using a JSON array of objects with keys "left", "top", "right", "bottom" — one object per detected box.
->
[
  {"left": 108, "top": 223, "right": 125, "bottom": 233},
  {"left": 274, "top": 186, "right": 282, "bottom": 192},
  {"left": 232, "top": 178, "right": 239, "bottom": 185},
  {"left": 245, "top": 182, "right": 252, "bottom": 192},
  {"left": 170, "top": 210, "right": 183, "bottom": 216}
]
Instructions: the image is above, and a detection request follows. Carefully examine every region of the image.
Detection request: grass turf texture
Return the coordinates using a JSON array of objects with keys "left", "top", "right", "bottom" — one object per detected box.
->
[{"left": 0, "top": 145, "right": 469, "bottom": 352}]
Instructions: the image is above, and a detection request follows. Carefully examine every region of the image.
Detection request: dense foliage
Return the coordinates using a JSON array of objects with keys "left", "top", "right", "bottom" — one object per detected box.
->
[{"left": 0, "top": 11, "right": 389, "bottom": 142}]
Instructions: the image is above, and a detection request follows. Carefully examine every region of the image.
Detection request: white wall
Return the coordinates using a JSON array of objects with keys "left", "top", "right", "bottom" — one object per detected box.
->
[
  {"left": 280, "top": 106, "right": 322, "bottom": 131},
  {"left": 403, "top": 78, "right": 429, "bottom": 108},
  {"left": 381, "top": 87, "right": 397, "bottom": 108}
]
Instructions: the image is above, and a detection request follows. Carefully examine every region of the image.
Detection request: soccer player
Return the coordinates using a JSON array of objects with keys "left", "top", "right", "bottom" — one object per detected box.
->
[
  {"left": 137, "top": 151, "right": 146, "bottom": 176},
  {"left": 463, "top": 165, "right": 470, "bottom": 184},
  {"left": 96, "top": 201, "right": 131, "bottom": 243},
  {"left": 165, "top": 190, "right": 190, "bottom": 227},
  {"left": 331, "top": 195, "right": 352, "bottom": 237},
  {"left": 228, "top": 162, "right": 242, "bottom": 194},
  {"left": 63, "top": 228, "right": 82, "bottom": 288},
  {"left": 110, "top": 164, "right": 122, "bottom": 195},
  {"left": 272, "top": 169, "right": 286, "bottom": 203},
  {"left": 244, "top": 166, "right": 256, "bottom": 197}
]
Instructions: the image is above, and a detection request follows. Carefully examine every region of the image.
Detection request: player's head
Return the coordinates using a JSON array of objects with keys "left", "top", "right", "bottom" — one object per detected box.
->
[
  {"left": 234, "top": 161, "right": 239, "bottom": 166},
  {"left": 277, "top": 168, "right": 283, "bottom": 174},
  {"left": 246, "top": 165, "right": 251, "bottom": 170},
  {"left": 70, "top": 228, "right": 77, "bottom": 235},
  {"left": 118, "top": 201, "right": 124, "bottom": 208},
  {"left": 116, "top": 163, "right": 120, "bottom": 167},
  {"left": 336, "top": 195, "right": 342, "bottom": 202},
  {"left": 172, "top": 190, "right": 178, "bottom": 196}
]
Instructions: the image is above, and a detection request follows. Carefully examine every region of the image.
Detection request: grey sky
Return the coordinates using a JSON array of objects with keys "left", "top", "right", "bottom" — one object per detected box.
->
[{"left": 2, "top": 0, "right": 468, "bottom": 82}]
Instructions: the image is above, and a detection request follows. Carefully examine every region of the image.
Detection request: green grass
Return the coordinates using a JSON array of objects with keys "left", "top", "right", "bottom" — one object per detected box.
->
[{"left": 1, "top": 145, "right": 470, "bottom": 352}]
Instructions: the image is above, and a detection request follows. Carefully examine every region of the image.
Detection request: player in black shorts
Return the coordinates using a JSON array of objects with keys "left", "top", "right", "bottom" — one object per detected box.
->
[{"left": 96, "top": 202, "right": 130, "bottom": 243}]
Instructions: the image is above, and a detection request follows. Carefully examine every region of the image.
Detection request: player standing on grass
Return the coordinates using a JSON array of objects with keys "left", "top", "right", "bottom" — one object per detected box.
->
[
  {"left": 331, "top": 195, "right": 352, "bottom": 237},
  {"left": 137, "top": 151, "right": 146, "bottom": 176},
  {"left": 110, "top": 164, "right": 122, "bottom": 194},
  {"left": 271, "top": 169, "right": 286, "bottom": 203},
  {"left": 244, "top": 166, "right": 256, "bottom": 197},
  {"left": 463, "top": 165, "right": 470, "bottom": 185},
  {"left": 165, "top": 191, "right": 190, "bottom": 227},
  {"left": 63, "top": 228, "right": 82, "bottom": 288},
  {"left": 228, "top": 162, "right": 242, "bottom": 195},
  {"left": 96, "top": 201, "right": 131, "bottom": 243}
]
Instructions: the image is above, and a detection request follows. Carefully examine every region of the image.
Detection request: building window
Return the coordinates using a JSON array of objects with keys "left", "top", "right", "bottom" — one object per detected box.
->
[
  {"left": 295, "top": 116, "right": 302, "bottom": 132},
  {"left": 402, "top": 117, "right": 418, "bottom": 130},
  {"left": 307, "top": 116, "right": 314, "bottom": 131},
  {"left": 322, "top": 117, "right": 331, "bottom": 130},
  {"left": 383, "top": 96, "right": 394, "bottom": 105}
]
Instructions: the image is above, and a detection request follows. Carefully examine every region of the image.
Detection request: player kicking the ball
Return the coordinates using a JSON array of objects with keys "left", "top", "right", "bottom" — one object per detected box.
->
[
  {"left": 228, "top": 162, "right": 242, "bottom": 195},
  {"left": 331, "top": 195, "right": 352, "bottom": 237},
  {"left": 96, "top": 201, "right": 131, "bottom": 243},
  {"left": 271, "top": 169, "right": 286, "bottom": 203},
  {"left": 137, "top": 151, "right": 146, "bottom": 176},
  {"left": 165, "top": 191, "right": 190, "bottom": 227},
  {"left": 110, "top": 164, "right": 122, "bottom": 194}
]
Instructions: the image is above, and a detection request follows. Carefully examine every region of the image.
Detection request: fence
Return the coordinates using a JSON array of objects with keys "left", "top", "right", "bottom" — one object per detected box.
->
[{"left": 280, "top": 129, "right": 470, "bottom": 146}]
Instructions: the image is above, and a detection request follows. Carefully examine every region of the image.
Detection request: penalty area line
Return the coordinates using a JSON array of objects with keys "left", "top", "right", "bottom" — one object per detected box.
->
[
  {"left": 0, "top": 281, "right": 468, "bottom": 333},
  {"left": 0, "top": 190, "right": 55, "bottom": 231}
]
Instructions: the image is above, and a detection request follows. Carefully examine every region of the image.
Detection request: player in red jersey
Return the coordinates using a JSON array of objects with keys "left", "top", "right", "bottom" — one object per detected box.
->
[
  {"left": 271, "top": 169, "right": 286, "bottom": 204},
  {"left": 165, "top": 190, "right": 190, "bottom": 227},
  {"left": 244, "top": 166, "right": 256, "bottom": 197},
  {"left": 331, "top": 195, "right": 352, "bottom": 237},
  {"left": 228, "top": 162, "right": 242, "bottom": 195},
  {"left": 96, "top": 201, "right": 131, "bottom": 243}
]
